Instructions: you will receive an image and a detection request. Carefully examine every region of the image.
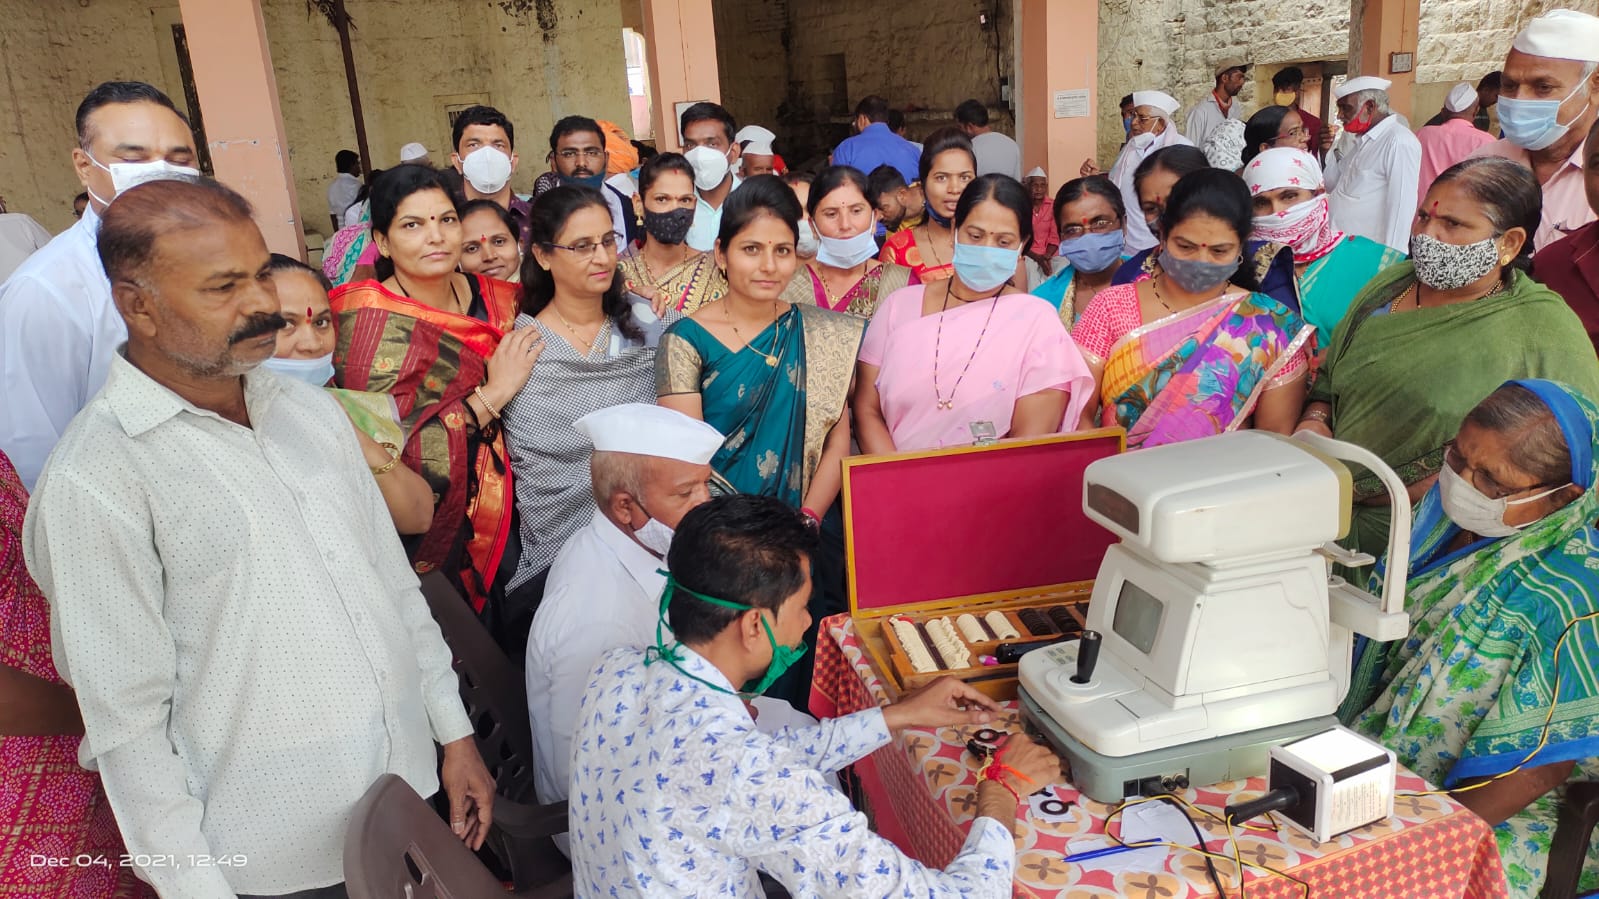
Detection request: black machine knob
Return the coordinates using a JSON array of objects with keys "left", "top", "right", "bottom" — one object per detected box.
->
[{"left": 1072, "top": 630, "right": 1102, "bottom": 684}]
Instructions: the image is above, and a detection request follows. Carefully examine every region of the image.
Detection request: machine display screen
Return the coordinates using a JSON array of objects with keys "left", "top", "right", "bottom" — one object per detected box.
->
[{"left": 1112, "top": 580, "right": 1163, "bottom": 655}]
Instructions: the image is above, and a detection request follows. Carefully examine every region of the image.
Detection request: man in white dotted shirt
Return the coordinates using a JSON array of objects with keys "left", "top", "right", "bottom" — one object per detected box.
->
[{"left": 23, "top": 178, "right": 496, "bottom": 899}]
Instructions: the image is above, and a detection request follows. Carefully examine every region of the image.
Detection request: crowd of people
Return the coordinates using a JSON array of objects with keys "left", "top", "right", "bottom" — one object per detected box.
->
[{"left": 2, "top": 7, "right": 1599, "bottom": 899}]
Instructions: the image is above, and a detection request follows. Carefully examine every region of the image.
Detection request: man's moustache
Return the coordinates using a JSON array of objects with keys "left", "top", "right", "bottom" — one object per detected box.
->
[{"left": 230, "top": 313, "right": 287, "bottom": 344}]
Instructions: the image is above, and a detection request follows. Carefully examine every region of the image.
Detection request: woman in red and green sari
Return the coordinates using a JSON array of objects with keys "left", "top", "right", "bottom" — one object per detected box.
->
[
  {"left": 331, "top": 164, "right": 544, "bottom": 620},
  {"left": 1072, "top": 168, "right": 1311, "bottom": 448}
]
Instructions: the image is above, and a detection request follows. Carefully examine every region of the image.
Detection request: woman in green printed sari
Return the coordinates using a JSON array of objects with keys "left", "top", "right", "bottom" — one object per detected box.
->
[
  {"left": 1297, "top": 158, "right": 1599, "bottom": 568},
  {"left": 656, "top": 175, "right": 864, "bottom": 709},
  {"left": 1341, "top": 380, "right": 1599, "bottom": 898}
]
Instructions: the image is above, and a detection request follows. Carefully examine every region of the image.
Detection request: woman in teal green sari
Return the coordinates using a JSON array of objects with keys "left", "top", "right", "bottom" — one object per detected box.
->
[
  {"left": 656, "top": 175, "right": 864, "bottom": 512},
  {"left": 1341, "top": 380, "right": 1599, "bottom": 898}
]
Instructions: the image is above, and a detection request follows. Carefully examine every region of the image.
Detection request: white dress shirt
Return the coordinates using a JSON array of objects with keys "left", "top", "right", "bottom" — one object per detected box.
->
[
  {"left": 971, "top": 131, "right": 1023, "bottom": 180},
  {"left": 0, "top": 212, "right": 53, "bottom": 282},
  {"left": 568, "top": 645, "right": 1016, "bottom": 897},
  {"left": 327, "top": 171, "right": 362, "bottom": 225},
  {"left": 0, "top": 204, "right": 123, "bottom": 491},
  {"left": 1325, "top": 114, "right": 1422, "bottom": 254},
  {"left": 24, "top": 354, "right": 473, "bottom": 898}
]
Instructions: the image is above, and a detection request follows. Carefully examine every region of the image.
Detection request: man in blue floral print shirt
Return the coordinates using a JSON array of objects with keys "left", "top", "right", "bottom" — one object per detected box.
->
[{"left": 567, "top": 494, "right": 1063, "bottom": 897}]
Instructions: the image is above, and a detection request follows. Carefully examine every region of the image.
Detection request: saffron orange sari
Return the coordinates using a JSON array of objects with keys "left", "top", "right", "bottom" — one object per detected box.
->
[{"left": 330, "top": 275, "right": 520, "bottom": 612}]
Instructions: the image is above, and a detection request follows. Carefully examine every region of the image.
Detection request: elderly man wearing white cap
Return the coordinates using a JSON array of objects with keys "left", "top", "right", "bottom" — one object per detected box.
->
[
  {"left": 1103, "top": 90, "right": 1193, "bottom": 252},
  {"left": 1024, "top": 166, "right": 1060, "bottom": 258},
  {"left": 1417, "top": 83, "right": 1497, "bottom": 201},
  {"left": 1470, "top": 8, "right": 1599, "bottom": 254},
  {"left": 736, "top": 124, "right": 783, "bottom": 177},
  {"left": 1324, "top": 75, "right": 1422, "bottom": 253}
]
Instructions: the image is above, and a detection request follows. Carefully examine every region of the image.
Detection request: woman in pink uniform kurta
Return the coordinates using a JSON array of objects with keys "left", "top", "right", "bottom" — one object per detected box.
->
[
  {"left": 0, "top": 450, "right": 150, "bottom": 899},
  {"left": 855, "top": 175, "right": 1093, "bottom": 452}
]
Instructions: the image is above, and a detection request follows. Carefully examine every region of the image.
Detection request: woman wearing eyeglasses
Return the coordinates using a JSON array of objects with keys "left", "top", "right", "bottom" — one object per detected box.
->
[
  {"left": 1032, "top": 175, "right": 1128, "bottom": 327},
  {"left": 332, "top": 163, "right": 543, "bottom": 627},
  {"left": 499, "top": 185, "right": 669, "bottom": 649},
  {"left": 1241, "top": 106, "right": 1312, "bottom": 166}
]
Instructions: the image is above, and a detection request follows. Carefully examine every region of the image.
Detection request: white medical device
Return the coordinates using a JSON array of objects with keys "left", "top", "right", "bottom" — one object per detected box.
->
[{"left": 1019, "top": 431, "right": 1412, "bottom": 802}]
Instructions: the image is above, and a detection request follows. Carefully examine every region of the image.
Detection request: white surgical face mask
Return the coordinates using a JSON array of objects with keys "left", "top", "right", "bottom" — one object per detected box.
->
[
  {"left": 815, "top": 228, "right": 879, "bottom": 269},
  {"left": 684, "top": 145, "right": 732, "bottom": 192},
  {"left": 260, "top": 352, "right": 335, "bottom": 387},
  {"left": 87, "top": 153, "right": 200, "bottom": 206},
  {"left": 1437, "top": 460, "right": 1569, "bottom": 539},
  {"left": 461, "top": 146, "right": 513, "bottom": 195},
  {"left": 634, "top": 516, "right": 675, "bottom": 556}
]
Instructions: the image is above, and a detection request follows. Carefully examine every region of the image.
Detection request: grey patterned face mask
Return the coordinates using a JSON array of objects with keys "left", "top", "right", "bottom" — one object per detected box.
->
[{"left": 1410, "top": 233, "right": 1500, "bottom": 291}]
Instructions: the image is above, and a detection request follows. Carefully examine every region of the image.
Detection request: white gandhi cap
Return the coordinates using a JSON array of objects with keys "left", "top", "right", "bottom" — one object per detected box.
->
[
  {"left": 1512, "top": 9, "right": 1599, "bottom": 63},
  {"left": 1445, "top": 83, "right": 1478, "bottom": 112},
  {"left": 1333, "top": 76, "right": 1393, "bottom": 100},
  {"left": 575, "top": 402, "right": 725, "bottom": 465},
  {"left": 1131, "top": 91, "right": 1180, "bottom": 116},
  {"left": 399, "top": 142, "right": 429, "bottom": 163},
  {"left": 1025, "top": 166, "right": 1047, "bottom": 180},
  {"left": 735, "top": 125, "right": 777, "bottom": 156}
]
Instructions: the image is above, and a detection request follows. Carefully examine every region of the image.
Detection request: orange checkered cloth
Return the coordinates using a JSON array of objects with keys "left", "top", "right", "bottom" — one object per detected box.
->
[{"left": 808, "top": 613, "right": 1509, "bottom": 899}]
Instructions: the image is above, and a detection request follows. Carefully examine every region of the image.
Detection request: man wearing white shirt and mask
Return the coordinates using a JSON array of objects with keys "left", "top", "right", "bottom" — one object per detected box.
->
[
  {"left": 1106, "top": 90, "right": 1193, "bottom": 252},
  {"left": 680, "top": 102, "right": 743, "bottom": 252},
  {"left": 1324, "top": 76, "right": 1423, "bottom": 253},
  {"left": 0, "top": 81, "right": 197, "bottom": 491},
  {"left": 1469, "top": 8, "right": 1599, "bottom": 254},
  {"left": 25, "top": 177, "right": 496, "bottom": 899},
  {"left": 525, "top": 404, "right": 822, "bottom": 842}
]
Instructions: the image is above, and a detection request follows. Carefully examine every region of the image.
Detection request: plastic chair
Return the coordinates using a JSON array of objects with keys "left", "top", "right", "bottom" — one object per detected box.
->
[
  {"left": 344, "top": 773, "right": 510, "bottom": 898},
  {"left": 1542, "top": 782, "right": 1599, "bottom": 899},
  {"left": 418, "top": 573, "right": 572, "bottom": 892}
]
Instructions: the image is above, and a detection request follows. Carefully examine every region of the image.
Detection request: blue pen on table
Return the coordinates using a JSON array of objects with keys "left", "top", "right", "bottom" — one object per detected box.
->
[{"left": 1061, "top": 841, "right": 1162, "bottom": 864}]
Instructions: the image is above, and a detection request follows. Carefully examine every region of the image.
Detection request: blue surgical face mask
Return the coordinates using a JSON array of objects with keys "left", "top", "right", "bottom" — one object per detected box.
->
[
  {"left": 1497, "top": 83, "right": 1591, "bottom": 151},
  {"left": 952, "top": 239, "right": 1020, "bottom": 292},
  {"left": 925, "top": 202, "right": 952, "bottom": 228},
  {"left": 1058, "top": 229, "right": 1125, "bottom": 274},
  {"left": 260, "top": 352, "right": 335, "bottom": 387}
]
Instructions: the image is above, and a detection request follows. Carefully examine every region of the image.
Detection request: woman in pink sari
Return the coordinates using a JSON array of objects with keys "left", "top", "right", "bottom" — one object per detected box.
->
[
  {"left": 855, "top": 174, "right": 1093, "bottom": 452},
  {"left": 1, "top": 450, "right": 150, "bottom": 898}
]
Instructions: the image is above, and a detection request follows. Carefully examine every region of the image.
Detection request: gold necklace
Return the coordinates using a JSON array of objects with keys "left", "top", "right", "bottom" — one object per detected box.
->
[
  {"left": 727, "top": 299, "right": 781, "bottom": 366},
  {"left": 639, "top": 243, "right": 694, "bottom": 288},
  {"left": 550, "top": 303, "right": 602, "bottom": 354},
  {"left": 813, "top": 261, "right": 866, "bottom": 311}
]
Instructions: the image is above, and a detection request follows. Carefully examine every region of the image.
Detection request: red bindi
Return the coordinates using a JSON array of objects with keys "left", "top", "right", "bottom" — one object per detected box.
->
[{"left": 306, "top": 307, "right": 313, "bottom": 319}]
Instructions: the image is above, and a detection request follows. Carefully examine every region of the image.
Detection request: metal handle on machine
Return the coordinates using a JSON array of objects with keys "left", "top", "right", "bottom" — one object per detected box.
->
[{"left": 1291, "top": 432, "right": 1412, "bottom": 619}]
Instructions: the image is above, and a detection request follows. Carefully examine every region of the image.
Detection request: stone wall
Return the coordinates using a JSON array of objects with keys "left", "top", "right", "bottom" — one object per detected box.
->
[
  {"left": 1415, "top": 0, "right": 1599, "bottom": 84},
  {"left": 711, "top": 0, "right": 1017, "bottom": 169},
  {"left": 0, "top": 0, "right": 632, "bottom": 236}
]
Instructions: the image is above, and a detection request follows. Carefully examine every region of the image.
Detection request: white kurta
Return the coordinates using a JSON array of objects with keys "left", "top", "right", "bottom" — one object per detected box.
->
[
  {"left": 24, "top": 356, "right": 473, "bottom": 898},
  {"left": 1324, "top": 114, "right": 1422, "bottom": 254},
  {"left": 1109, "top": 127, "right": 1195, "bottom": 252},
  {"left": 1184, "top": 94, "right": 1245, "bottom": 148}
]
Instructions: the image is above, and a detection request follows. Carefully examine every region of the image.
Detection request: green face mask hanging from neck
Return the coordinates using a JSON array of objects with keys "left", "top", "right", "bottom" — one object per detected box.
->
[{"left": 645, "top": 571, "right": 809, "bottom": 698}]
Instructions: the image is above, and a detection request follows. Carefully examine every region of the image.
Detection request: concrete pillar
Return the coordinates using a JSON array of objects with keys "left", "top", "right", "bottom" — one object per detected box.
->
[
  {"left": 1015, "top": 0, "right": 1099, "bottom": 188},
  {"left": 176, "top": 0, "right": 305, "bottom": 259},
  {"left": 1352, "top": 0, "right": 1420, "bottom": 119},
  {"left": 640, "top": 0, "right": 721, "bottom": 152}
]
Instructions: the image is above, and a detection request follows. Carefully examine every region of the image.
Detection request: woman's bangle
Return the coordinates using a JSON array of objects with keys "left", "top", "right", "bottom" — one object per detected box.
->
[
  {"left": 371, "top": 442, "right": 401, "bottom": 477},
  {"left": 1300, "top": 408, "right": 1331, "bottom": 425},
  {"left": 473, "top": 385, "right": 501, "bottom": 420},
  {"left": 800, "top": 506, "right": 822, "bottom": 526}
]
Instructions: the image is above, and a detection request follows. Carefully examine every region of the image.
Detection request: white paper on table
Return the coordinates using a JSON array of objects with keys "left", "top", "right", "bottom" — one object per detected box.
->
[
  {"left": 1122, "top": 800, "right": 1205, "bottom": 849},
  {"left": 1063, "top": 837, "right": 1169, "bottom": 874}
]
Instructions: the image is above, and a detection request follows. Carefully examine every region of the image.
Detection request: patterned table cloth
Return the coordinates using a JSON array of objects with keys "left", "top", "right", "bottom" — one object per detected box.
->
[{"left": 808, "top": 614, "right": 1509, "bottom": 898}]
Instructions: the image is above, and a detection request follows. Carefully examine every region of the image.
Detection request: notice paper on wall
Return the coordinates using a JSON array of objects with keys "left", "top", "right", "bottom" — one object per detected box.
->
[{"left": 1053, "top": 89, "right": 1091, "bottom": 119}]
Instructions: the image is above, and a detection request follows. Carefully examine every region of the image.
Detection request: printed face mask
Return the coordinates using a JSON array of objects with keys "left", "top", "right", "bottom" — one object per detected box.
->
[
  {"left": 646, "top": 573, "right": 807, "bottom": 698},
  {"left": 951, "top": 239, "right": 1019, "bottom": 292},
  {"left": 259, "top": 352, "right": 334, "bottom": 386},
  {"left": 643, "top": 207, "right": 695, "bottom": 245},
  {"left": 461, "top": 146, "right": 513, "bottom": 195},
  {"left": 1409, "top": 232, "right": 1499, "bottom": 291},
  {"left": 1157, "top": 248, "right": 1237, "bottom": 294}
]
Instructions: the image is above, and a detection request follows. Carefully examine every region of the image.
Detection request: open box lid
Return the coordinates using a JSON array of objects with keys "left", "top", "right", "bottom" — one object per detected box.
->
[{"left": 843, "top": 429, "right": 1125, "bottom": 615}]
